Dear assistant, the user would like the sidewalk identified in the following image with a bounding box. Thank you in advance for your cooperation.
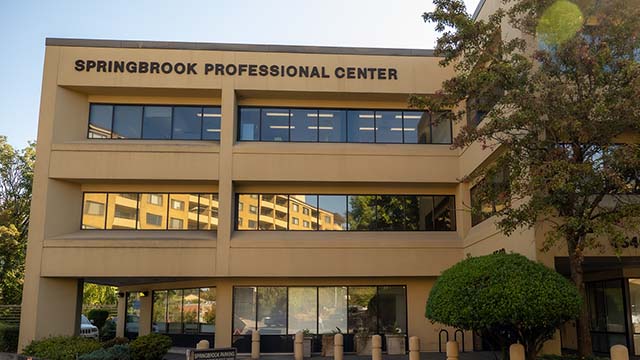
[163,349,501,360]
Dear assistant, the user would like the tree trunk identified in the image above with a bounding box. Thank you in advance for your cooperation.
[569,244,593,357]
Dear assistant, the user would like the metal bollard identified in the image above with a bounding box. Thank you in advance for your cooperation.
[446,341,459,360]
[611,345,629,360]
[510,344,524,360]
[372,335,382,360]
[196,340,210,349]
[334,333,344,360]
[251,330,260,360]
[409,336,420,360]
[294,331,304,360]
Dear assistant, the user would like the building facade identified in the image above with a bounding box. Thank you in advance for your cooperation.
[18,0,640,355]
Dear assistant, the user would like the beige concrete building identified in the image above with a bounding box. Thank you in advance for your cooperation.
[18,0,640,355]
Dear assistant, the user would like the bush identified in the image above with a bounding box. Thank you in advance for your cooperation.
[101,336,129,349]
[23,336,102,360]
[426,253,582,360]
[78,344,131,360]
[100,319,116,341]
[87,309,110,330]
[0,323,19,352]
[129,333,172,360]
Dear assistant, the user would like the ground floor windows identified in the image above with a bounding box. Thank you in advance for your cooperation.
[152,288,216,335]
[125,292,140,340]
[236,194,456,232]
[81,192,218,230]
[587,280,627,353]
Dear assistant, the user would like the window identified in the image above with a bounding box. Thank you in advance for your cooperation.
[153,287,216,335]
[288,287,317,334]
[471,167,509,226]
[88,104,113,138]
[236,107,451,144]
[170,218,184,229]
[238,202,244,211]
[84,192,215,230]
[148,194,163,206]
[146,213,163,227]
[142,106,172,139]
[249,205,257,214]
[261,108,290,141]
[171,199,184,211]
[112,105,143,139]
[236,194,456,231]
[257,287,287,335]
[88,104,221,140]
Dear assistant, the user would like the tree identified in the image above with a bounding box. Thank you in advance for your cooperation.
[82,283,118,307]
[0,136,35,304]
[414,0,640,356]
[426,253,582,360]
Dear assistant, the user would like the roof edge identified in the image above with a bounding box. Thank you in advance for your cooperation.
[45,38,437,57]
[472,0,487,20]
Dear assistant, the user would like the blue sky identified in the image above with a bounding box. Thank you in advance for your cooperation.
[0,0,480,149]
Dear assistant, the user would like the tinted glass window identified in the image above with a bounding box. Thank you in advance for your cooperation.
[405,196,434,231]
[199,194,219,230]
[89,104,113,138]
[402,112,428,144]
[347,195,376,230]
[290,109,318,142]
[431,113,452,144]
[199,288,216,333]
[237,194,258,230]
[112,106,143,139]
[152,291,168,333]
[375,195,405,230]
[261,108,290,141]
[288,287,317,334]
[319,110,347,142]
[172,106,202,140]
[142,106,172,139]
[257,287,287,335]
[378,286,407,334]
[233,287,257,335]
[106,193,138,229]
[347,111,375,143]
[239,108,260,141]
[433,196,456,231]
[167,289,182,333]
[376,111,403,143]
[289,195,318,230]
[318,286,347,334]
[348,286,377,334]
[82,193,106,229]
[139,193,168,229]
[318,195,347,231]
[202,107,221,140]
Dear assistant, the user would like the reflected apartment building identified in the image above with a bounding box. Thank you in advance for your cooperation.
[19,0,640,355]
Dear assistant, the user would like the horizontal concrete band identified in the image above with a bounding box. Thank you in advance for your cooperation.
[45,38,437,57]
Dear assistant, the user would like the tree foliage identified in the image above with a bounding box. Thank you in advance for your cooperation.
[426,253,581,360]
[0,136,35,304]
[83,283,118,306]
[415,0,640,355]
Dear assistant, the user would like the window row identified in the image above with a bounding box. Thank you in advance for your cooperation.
[237,194,456,232]
[81,193,218,230]
[152,288,216,335]
[232,285,406,336]
[88,104,221,140]
[238,107,452,144]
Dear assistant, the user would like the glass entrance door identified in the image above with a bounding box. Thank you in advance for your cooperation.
[587,280,627,353]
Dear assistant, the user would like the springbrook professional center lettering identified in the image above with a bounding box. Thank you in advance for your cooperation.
[74,59,398,80]
[19,0,640,355]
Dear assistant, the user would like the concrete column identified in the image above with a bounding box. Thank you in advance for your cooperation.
[446,341,459,360]
[18,277,83,350]
[611,345,629,360]
[334,333,343,360]
[251,330,260,360]
[409,336,420,360]
[294,331,304,360]
[214,279,233,348]
[116,292,126,338]
[372,335,382,360]
[510,344,525,360]
[138,292,152,336]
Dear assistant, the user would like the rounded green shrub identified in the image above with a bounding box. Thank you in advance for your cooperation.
[78,344,131,360]
[22,336,102,360]
[0,323,19,352]
[129,333,172,360]
[100,319,116,341]
[426,253,581,360]
[87,309,110,330]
